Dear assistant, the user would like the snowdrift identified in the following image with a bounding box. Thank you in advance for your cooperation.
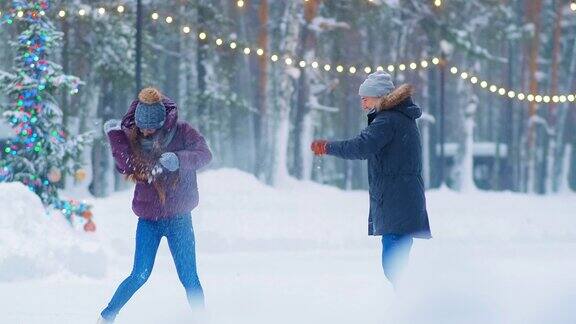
[1,169,576,323]
[0,182,106,281]
[1,168,576,281]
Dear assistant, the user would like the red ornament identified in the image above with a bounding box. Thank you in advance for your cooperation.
[84,220,96,232]
[81,210,93,220]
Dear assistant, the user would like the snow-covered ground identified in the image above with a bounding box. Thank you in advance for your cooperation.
[1,169,575,323]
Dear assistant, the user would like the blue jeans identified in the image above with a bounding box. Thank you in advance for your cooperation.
[382,234,413,287]
[101,213,203,321]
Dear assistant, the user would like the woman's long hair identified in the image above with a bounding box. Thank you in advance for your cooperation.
[126,126,179,205]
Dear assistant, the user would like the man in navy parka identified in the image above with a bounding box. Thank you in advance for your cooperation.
[311,71,432,288]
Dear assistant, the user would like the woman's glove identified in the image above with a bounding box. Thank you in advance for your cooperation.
[103,119,122,134]
[159,152,180,172]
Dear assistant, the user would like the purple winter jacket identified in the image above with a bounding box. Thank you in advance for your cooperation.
[107,97,212,220]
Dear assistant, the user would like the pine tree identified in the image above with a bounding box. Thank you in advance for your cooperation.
[0,0,95,231]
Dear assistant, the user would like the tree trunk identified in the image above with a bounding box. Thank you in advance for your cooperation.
[294,0,321,180]
[544,0,562,194]
[254,0,269,180]
[526,0,543,193]
[89,79,114,198]
[177,2,191,121]
[196,5,208,136]
[459,90,478,192]
[553,11,575,192]
[558,145,573,193]
[271,1,302,186]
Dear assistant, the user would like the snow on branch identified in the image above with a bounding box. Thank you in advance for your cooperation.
[528,115,555,136]
[0,70,15,87]
[310,102,339,113]
[442,28,507,63]
[309,17,350,33]
[146,41,182,58]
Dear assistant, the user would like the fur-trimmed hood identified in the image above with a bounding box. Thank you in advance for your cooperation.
[377,84,422,120]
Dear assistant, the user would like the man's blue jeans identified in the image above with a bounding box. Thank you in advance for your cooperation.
[101,213,203,321]
[382,234,413,287]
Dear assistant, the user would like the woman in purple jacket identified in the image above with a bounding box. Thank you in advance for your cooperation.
[98,88,212,324]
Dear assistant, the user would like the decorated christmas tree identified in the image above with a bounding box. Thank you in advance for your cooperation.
[0,0,95,231]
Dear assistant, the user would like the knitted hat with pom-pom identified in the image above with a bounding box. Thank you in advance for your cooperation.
[135,87,166,130]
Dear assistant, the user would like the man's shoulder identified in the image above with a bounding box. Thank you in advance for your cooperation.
[372,110,399,123]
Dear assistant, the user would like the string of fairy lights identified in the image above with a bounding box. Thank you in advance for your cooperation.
[2,1,576,106]
[237,0,445,8]
[236,0,576,10]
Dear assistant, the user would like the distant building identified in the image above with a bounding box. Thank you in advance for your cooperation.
[436,142,509,190]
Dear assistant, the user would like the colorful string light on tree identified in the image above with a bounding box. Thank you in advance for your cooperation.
[0,0,95,231]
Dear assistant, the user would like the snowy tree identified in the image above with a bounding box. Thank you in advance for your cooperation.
[0,0,94,230]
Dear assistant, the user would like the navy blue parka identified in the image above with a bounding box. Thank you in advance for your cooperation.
[327,85,432,238]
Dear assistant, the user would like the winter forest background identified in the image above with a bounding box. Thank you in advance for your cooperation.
[1,0,575,198]
[1,1,576,322]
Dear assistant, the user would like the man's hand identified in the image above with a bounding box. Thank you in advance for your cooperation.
[311,140,328,156]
